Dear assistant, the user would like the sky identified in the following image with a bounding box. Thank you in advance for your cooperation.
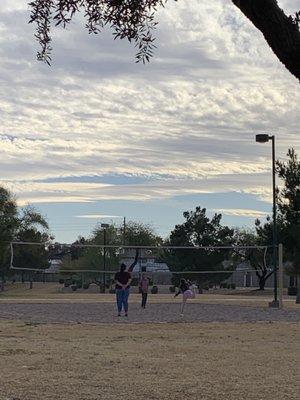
[0,0,299,243]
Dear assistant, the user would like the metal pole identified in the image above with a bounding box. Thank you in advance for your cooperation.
[278,243,283,309]
[272,136,278,305]
[103,229,106,293]
[269,135,279,308]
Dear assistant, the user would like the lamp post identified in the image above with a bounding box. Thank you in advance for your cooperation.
[255,134,279,308]
[101,223,109,293]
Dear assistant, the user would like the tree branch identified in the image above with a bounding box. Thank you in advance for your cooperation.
[232,0,300,81]
[265,269,274,280]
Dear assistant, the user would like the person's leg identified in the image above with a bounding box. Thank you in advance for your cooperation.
[123,288,130,315]
[191,285,196,299]
[143,292,148,308]
[181,293,188,315]
[116,289,123,315]
[141,292,147,308]
[141,291,144,308]
[181,298,187,314]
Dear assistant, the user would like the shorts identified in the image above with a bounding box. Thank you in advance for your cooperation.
[183,289,194,300]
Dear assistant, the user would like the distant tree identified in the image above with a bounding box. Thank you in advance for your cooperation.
[123,221,162,246]
[0,188,18,284]
[13,206,51,271]
[28,0,300,81]
[233,228,274,290]
[0,188,51,288]
[164,206,234,287]
[61,220,162,273]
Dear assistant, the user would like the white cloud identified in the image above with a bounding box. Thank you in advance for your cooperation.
[76,214,122,219]
[0,0,299,210]
[213,208,269,218]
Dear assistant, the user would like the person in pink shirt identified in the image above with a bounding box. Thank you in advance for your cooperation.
[139,273,150,309]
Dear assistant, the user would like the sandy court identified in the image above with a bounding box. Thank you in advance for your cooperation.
[0,283,299,324]
[0,320,299,400]
[0,300,299,324]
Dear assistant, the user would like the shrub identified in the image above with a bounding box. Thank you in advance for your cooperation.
[230,283,236,289]
[109,288,116,294]
[58,278,65,284]
[221,282,229,289]
[169,286,176,293]
[71,285,77,291]
[64,279,71,288]
[151,285,158,294]
[209,283,214,289]
[76,281,82,289]
[83,283,90,290]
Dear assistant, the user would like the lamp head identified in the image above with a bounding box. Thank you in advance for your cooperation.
[256,134,270,143]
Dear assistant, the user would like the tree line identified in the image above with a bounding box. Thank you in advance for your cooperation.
[0,148,299,292]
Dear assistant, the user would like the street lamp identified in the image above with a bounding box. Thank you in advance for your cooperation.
[255,134,279,308]
[101,223,109,293]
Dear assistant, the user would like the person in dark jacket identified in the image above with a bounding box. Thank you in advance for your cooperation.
[114,263,132,317]
[114,249,140,317]
[174,278,196,316]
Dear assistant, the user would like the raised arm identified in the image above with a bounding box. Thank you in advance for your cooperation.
[128,249,139,272]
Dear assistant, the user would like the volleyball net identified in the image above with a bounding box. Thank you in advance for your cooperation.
[7,241,277,291]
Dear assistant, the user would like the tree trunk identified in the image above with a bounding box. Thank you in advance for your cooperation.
[258,277,266,290]
[232,0,300,81]
[0,271,5,292]
[296,275,300,304]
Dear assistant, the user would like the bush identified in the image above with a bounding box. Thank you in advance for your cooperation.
[59,278,65,284]
[71,285,77,291]
[76,281,82,289]
[83,283,90,290]
[64,279,71,288]
[288,286,297,296]
[230,283,236,289]
[109,288,116,294]
[209,283,214,289]
[221,282,229,289]
[169,286,176,293]
[151,285,158,294]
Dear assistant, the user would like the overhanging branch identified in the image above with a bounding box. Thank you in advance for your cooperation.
[232,0,300,81]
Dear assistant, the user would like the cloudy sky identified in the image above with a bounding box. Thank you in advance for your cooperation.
[0,0,299,243]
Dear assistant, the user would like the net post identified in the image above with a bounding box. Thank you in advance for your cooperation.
[278,243,284,309]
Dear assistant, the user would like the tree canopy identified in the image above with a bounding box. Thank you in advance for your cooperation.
[60,220,162,272]
[0,187,51,280]
[163,206,235,286]
[29,0,300,80]
[256,148,300,278]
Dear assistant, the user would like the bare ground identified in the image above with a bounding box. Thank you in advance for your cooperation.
[0,320,299,400]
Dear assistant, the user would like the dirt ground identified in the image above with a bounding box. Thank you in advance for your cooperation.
[0,283,299,399]
[0,320,299,400]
